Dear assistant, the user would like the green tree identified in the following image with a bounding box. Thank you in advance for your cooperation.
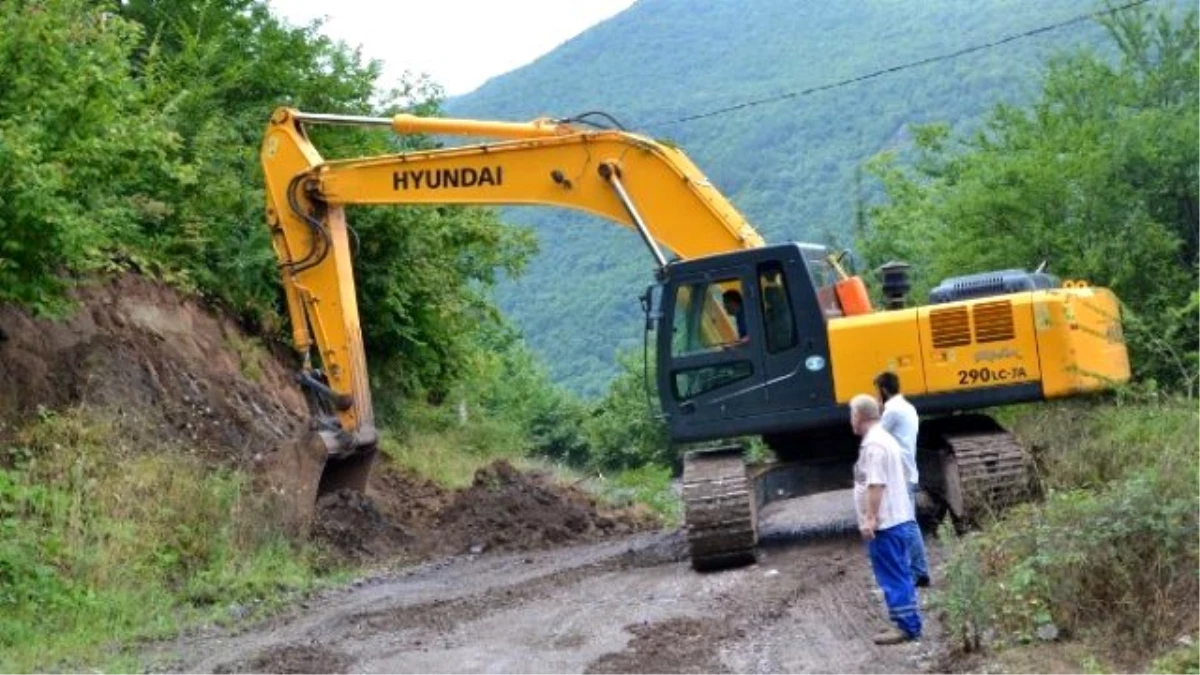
[584,351,670,471]
[861,5,1198,388]
[0,0,536,402]
[0,0,179,311]
[119,0,538,400]
[460,322,591,465]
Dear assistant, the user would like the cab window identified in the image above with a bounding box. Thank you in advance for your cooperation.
[673,362,754,400]
[758,262,797,353]
[671,278,748,356]
[801,246,844,318]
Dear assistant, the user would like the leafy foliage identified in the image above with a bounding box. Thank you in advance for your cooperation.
[937,400,1199,668]
[582,351,670,471]
[861,5,1198,389]
[0,0,179,312]
[0,0,534,402]
[460,323,592,465]
[119,0,538,402]
[589,464,682,526]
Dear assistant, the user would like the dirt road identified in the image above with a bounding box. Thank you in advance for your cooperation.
[155,492,946,674]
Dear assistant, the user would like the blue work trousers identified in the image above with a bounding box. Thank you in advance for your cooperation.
[868,521,922,639]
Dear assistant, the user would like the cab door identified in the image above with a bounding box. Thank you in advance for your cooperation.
[754,256,836,415]
[658,265,767,436]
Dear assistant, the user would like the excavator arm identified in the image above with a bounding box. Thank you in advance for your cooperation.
[260,107,764,489]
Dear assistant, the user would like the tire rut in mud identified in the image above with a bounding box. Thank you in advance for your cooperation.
[212,644,353,674]
[585,617,736,674]
[337,555,628,638]
[335,530,687,642]
[580,552,846,673]
[313,460,659,567]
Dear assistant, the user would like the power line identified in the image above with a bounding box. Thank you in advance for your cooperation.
[644,0,1156,129]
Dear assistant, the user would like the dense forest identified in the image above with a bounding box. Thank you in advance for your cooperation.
[448,0,1194,395]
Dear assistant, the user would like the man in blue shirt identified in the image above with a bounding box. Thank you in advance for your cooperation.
[875,371,931,588]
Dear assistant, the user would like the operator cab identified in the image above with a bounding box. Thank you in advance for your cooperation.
[655,243,860,443]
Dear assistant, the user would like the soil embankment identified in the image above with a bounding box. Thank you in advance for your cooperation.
[0,274,306,460]
[0,273,656,565]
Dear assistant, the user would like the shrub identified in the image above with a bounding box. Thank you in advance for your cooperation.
[937,400,1199,668]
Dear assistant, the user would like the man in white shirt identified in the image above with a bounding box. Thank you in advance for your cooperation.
[850,393,922,644]
[875,371,931,588]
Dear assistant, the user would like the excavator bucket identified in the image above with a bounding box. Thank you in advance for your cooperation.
[256,429,378,534]
[318,445,378,495]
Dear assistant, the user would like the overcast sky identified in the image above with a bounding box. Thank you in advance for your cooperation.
[269,0,638,96]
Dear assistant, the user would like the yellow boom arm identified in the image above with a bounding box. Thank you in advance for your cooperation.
[260,107,764,452]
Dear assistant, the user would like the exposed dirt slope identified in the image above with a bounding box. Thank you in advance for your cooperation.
[0,274,306,462]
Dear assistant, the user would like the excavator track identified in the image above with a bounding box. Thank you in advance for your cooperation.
[940,428,1034,522]
[682,449,757,571]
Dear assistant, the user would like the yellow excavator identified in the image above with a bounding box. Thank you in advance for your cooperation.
[261,107,1130,569]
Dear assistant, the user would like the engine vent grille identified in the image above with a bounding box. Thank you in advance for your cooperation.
[930,306,971,348]
[973,300,1015,343]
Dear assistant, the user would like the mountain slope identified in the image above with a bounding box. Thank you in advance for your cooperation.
[446,0,1131,395]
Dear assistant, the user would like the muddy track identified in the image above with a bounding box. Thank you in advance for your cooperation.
[152,493,947,674]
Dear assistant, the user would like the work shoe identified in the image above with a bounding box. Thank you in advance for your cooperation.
[872,627,914,645]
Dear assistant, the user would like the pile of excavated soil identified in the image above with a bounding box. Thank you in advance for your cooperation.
[312,488,413,563]
[436,461,655,555]
[311,463,447,564]
[313,460,659,564]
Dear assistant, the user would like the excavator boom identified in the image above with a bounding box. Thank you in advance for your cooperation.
[261,107,765,489]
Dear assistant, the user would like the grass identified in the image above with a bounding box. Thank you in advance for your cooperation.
[935,397,1199,671]
[225,333,267,383]
[0,408,330,673]
[1150,641,1200,674]
[377,401,529,489]
[1006,395,1199,494]
[588,464,682,526]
